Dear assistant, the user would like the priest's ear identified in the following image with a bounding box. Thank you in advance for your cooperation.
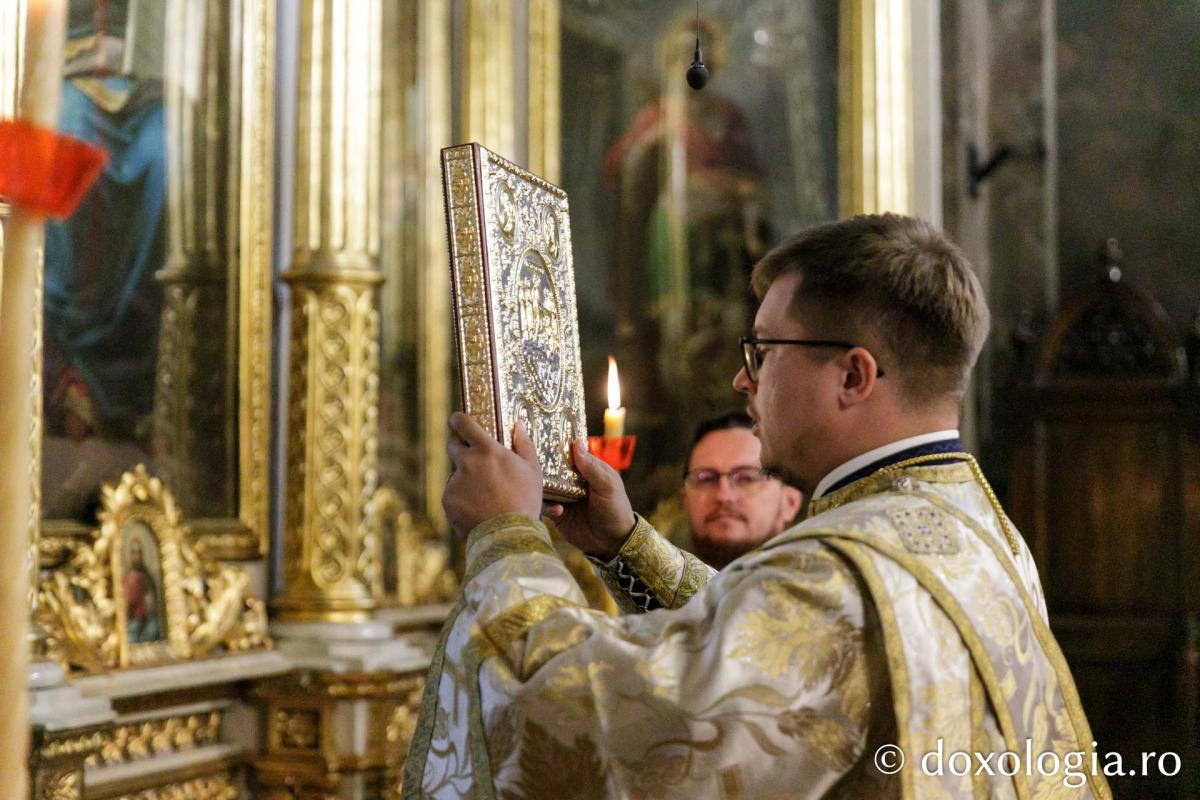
[837,347,883,408]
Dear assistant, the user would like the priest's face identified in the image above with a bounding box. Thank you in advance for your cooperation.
[682,427,803,567]
[733,272,843,494]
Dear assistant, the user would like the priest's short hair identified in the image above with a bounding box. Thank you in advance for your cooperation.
[750,213,989,405]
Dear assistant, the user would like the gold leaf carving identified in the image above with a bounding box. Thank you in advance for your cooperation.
[278,277,382,616]
[36,466,270,673]
[276,708,321,750]
[112,771,238,800]
[88,711,222,767]
[42,769,80,800]
[368,488,456,606]
[40,731,104,760]
[386,676,425,760]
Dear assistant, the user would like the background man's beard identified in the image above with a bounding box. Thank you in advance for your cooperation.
[692,535,765,570]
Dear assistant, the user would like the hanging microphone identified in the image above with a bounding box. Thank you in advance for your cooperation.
[686,40,709,90]
[686,1,708,90]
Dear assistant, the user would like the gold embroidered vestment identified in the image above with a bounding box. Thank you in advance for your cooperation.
[404,462,1110,799]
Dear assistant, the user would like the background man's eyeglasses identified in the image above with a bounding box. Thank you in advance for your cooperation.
[739,336,885,382]
[684,467,770,492]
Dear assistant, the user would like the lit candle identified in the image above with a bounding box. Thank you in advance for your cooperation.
[603,356,626,439]
[0,1,66,794]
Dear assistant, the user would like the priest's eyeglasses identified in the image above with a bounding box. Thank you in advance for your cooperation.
[684,467,770,492]
[739,336,885,382]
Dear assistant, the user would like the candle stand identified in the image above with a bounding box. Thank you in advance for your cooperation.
[587,435,637,472]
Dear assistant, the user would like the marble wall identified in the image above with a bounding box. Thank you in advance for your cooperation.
[1057,0,1200,330]
[943,0,1200,486]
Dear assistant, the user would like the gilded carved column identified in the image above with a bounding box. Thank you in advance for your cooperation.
[274,0,384,621]
[154,0,234,519]
[462,0,516,157]
[527,0,560,184]
[838,0,914,216]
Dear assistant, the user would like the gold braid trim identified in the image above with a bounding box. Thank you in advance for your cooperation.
[970,667,991,799]
[478,594,578,662]
[405,517,571,800]
[402,597,466,799]
[614,515,706,609]
[464,516,557,586]
[809,454,1019,555]
[913,489,1110,798]
[831,543,918,800]
[825,528,1109,799]
[808,463,973,516]
[819,534,1034,800]
[465,513,551,558]
[463,637,499,800]
[674,553,712,607]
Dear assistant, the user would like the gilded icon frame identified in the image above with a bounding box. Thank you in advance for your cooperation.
[28,0,275,562]
[36,465,270,674]
[109,485,191,668]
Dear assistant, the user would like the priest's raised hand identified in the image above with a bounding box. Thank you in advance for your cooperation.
[441,412,543,536]
[441,411,638,557]
[541,440,636,560]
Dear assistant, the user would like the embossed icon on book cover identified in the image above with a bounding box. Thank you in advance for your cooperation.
[442,143,588,501]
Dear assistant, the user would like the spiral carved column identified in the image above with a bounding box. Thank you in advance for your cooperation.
[273,0,384,622]
[153,0,234,521]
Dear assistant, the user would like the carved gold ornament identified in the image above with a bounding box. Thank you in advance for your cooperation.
[111,772,238,800]
[36,465,269,673]
[88,711,223,768]
[276,708,321,750]
[42,769,81,800]
[368,487,456,607]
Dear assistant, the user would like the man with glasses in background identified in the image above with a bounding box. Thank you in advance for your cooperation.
[679,411,802,568]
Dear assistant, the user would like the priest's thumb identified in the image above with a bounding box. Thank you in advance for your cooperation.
[571,441,615,486]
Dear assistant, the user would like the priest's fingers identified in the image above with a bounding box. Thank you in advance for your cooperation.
[441,470,466,536]
[567,440,635,557]
[448,412,499,451]
[446,434,469,468]
[541,501,565,519]
[511,421,538,466]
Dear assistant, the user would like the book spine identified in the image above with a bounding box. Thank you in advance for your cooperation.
[442,144,502,440]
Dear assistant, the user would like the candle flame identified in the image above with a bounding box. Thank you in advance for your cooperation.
[607,356,621,410]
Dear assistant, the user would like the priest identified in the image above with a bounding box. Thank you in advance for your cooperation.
[404,214,1110,799]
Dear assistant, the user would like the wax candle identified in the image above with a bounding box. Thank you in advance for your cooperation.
[0,2,66,795]
[18,0,67,128]
[603,356,626,439]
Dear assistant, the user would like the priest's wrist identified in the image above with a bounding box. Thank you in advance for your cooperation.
[588,514,638,562]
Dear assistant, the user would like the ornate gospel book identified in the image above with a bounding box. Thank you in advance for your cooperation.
[441,143,587,501]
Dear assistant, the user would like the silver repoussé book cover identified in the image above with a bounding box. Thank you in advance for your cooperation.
[441,142,587,501]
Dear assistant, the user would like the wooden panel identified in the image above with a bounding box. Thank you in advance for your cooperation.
[1007,274,1197,796]
[1038,417,1180,612]
[1183,418,1200,612]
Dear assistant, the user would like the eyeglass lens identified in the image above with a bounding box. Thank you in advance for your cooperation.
[687,468,766,490]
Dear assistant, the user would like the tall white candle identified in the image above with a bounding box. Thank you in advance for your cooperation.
[0,1,67,795]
